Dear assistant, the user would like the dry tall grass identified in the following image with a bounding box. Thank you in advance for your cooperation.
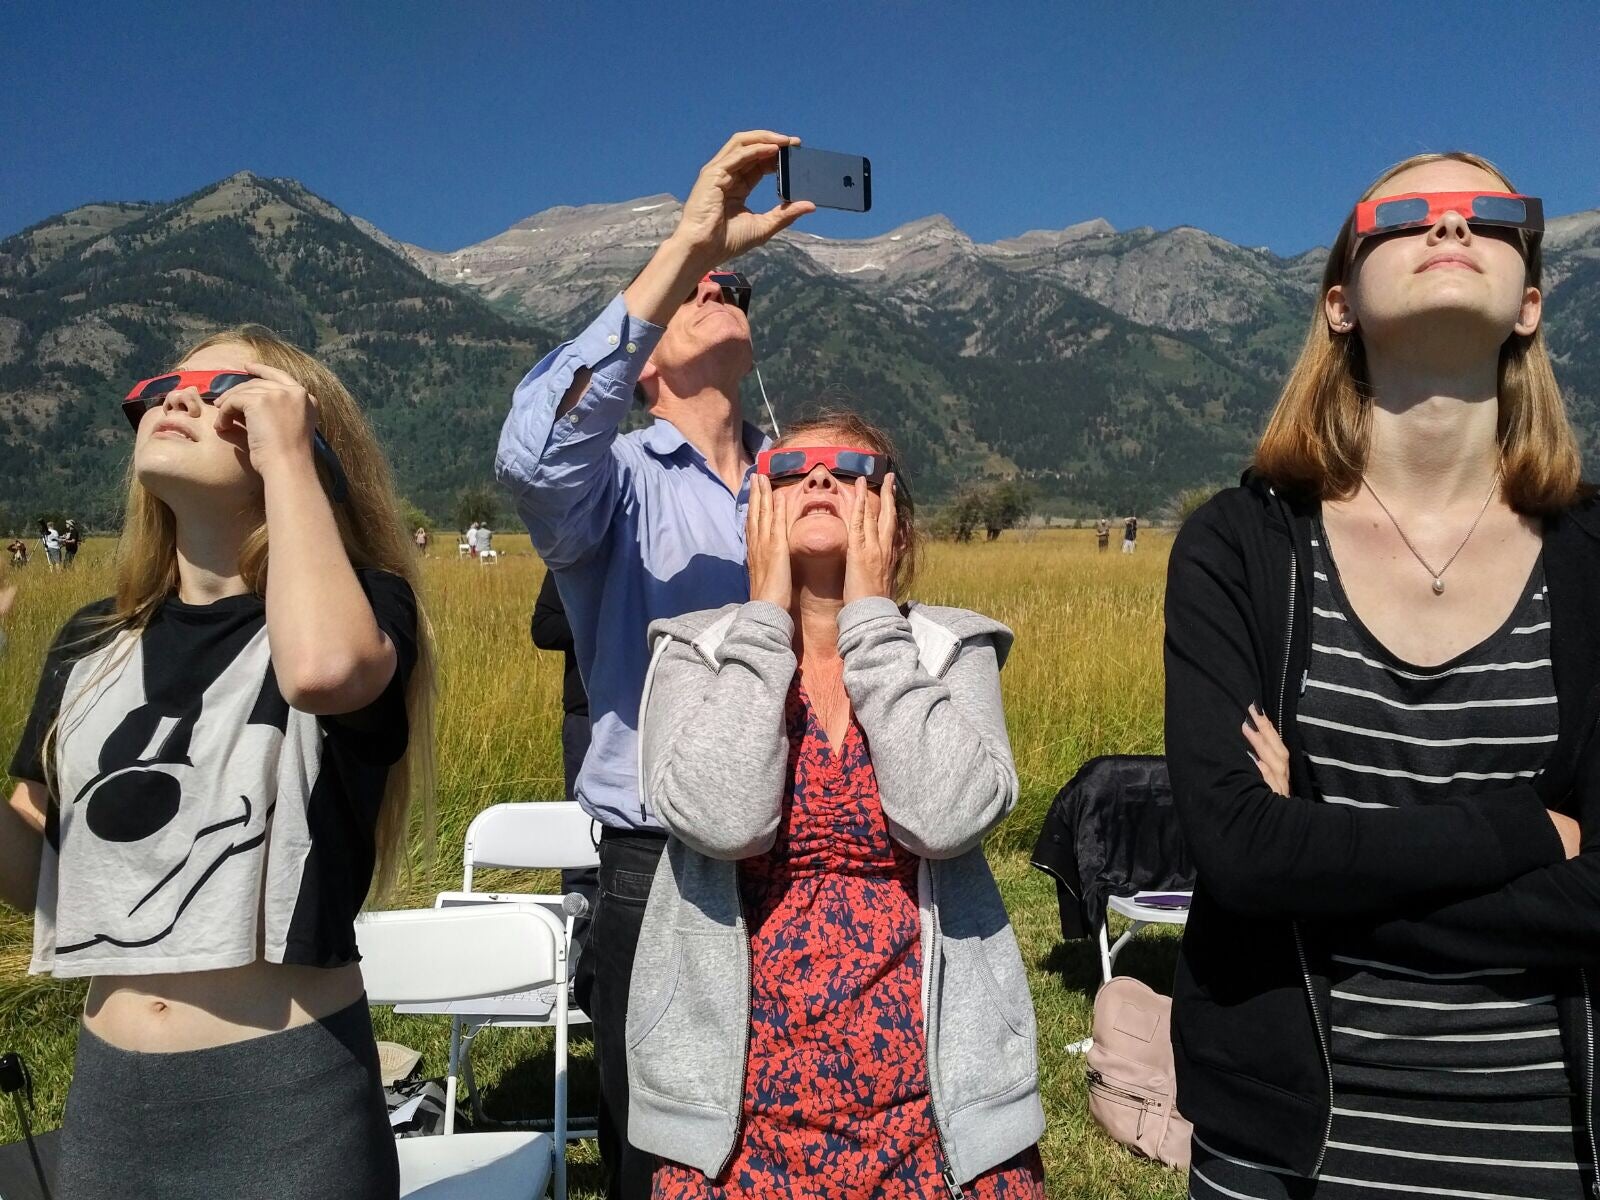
[0,530,1180,1199]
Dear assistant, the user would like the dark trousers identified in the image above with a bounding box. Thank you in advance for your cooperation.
[559,712,597,960]
[572,827,666,1200]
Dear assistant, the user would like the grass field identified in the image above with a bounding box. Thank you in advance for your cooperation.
[0,531,1185,1199]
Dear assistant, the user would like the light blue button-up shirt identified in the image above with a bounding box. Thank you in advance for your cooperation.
[496,294,770,831]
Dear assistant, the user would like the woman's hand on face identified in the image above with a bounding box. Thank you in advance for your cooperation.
[746,474,793,607]
[1243,703,1291,795]
[843,474,897,606]
[212,360,318,478]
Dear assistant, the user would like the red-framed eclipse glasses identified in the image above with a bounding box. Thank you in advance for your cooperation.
[1352,191,1544,252]
[121,368,350,503]
[757,446,892,488]
[688,270,752,312]
[123,369,257,427]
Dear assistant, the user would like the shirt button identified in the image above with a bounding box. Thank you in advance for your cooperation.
[626,342,637,354]
[607,334,619,346]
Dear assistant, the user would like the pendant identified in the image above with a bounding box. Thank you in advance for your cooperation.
[1432,577,1445,595]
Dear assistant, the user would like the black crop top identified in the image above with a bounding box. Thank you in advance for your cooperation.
[10,570,417,978]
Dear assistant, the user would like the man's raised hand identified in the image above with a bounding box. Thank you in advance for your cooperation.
[625,133,816,328]
[673,131,817,264]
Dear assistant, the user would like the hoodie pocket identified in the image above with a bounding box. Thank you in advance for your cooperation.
[936,929,1037,1107]
[974,923,1034,1040]
[626,929,746,1110]
[628,939,682,1048]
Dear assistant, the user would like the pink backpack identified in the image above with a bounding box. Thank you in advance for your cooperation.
[1085,976,1192,1170]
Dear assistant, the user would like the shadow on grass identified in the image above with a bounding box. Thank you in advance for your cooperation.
[467,1027,602,1121]
[465,1027,608,1196]
[1040,926,1182,1001]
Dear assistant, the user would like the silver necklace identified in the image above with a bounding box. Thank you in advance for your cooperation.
[1360,471,1500,595]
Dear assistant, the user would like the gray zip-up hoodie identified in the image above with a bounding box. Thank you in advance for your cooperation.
[625,595,1046,1188]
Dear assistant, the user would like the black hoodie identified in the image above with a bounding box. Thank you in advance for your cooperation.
[1164,470,1600,1175]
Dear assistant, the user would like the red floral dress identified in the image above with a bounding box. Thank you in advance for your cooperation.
[654,683,1045,1200]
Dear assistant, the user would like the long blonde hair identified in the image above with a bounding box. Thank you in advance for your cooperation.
[106,324,436,898]
[1254,151,1583,514]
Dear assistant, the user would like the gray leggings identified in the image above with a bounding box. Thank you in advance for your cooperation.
[57,999,398,1200]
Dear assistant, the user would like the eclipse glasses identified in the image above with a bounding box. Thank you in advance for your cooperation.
[123,369,351,503]
[689,270,752,313]
[1351,190,1543,258]
[756,446,893,489]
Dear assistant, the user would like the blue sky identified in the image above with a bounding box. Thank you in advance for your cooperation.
[3,1,1596,256]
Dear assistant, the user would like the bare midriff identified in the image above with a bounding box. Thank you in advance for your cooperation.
[83,959,365,1053]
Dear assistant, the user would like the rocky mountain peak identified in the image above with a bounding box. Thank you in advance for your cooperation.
[783,213,976,278]
[1549,209,1600,249]
[989,217,1117,256]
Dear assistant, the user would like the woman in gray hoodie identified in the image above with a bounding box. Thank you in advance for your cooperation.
[627,411,1045,1199]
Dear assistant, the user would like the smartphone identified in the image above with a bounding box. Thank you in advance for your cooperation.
[777,145,872,212]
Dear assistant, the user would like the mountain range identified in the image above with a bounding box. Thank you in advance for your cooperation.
[2,173,1596,525]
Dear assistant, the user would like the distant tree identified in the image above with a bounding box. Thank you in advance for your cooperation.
[397,496,433,533]
[1171,485,1216,526]
[452,484,499,532]
[980,480,1034,541]
[947,486,988,542]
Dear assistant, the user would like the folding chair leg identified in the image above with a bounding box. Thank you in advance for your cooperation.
[1104,920,1149,984]
[460,1022,488,1127]
[554,962,570,1200]
[445,1017,461,1135]
[1098,922,1114,987]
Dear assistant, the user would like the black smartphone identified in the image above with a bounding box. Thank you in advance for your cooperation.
[777,145,871,212]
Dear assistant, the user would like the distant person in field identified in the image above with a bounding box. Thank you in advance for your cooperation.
[7,537,27,567]
[531,569,597,961]
[475,522,494,559]
[61,519,81,568]
[630,410,1045,1197]
[1121,514,1138,553]
[496,130,815,1200]
[1095,516,1110,551]
[414,525,429,554]
[0,327,434,1200]
[466,519,480,557]
[1169,153,1600,1200]
[41,520,61,571]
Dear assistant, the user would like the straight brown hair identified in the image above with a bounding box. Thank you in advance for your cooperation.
[1254,152,1583,515]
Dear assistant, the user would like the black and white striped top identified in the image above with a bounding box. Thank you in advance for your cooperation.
[1189,530,1589,1199]
[1300,531,1577,1099]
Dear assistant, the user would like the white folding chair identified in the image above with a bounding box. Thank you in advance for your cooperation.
[457,541,471,558]
[431,803,599,1140]
[1098,891,1192,986]
[357,906,565,1200]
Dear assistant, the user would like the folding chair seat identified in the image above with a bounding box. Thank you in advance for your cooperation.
[402,802,600,1142]
[357,906,565,1200]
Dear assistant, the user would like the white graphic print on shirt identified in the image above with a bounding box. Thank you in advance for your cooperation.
[33,623,321,976]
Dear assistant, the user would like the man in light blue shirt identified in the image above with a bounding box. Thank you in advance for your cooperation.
[496,130,814,1200]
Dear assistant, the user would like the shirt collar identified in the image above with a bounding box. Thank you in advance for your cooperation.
[642,418,773,464]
